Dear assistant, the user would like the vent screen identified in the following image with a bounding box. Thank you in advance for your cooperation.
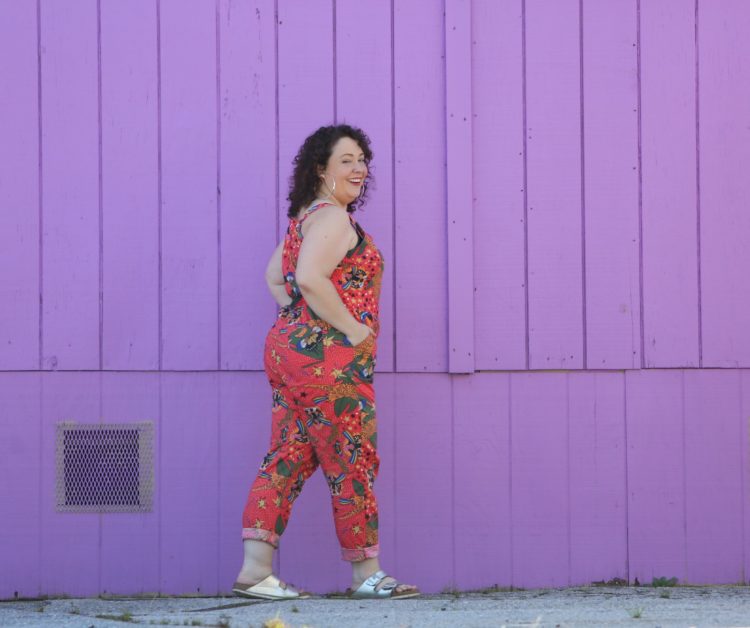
[55,422,154,513]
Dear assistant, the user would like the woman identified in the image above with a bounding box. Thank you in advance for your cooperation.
[232,124,420,600]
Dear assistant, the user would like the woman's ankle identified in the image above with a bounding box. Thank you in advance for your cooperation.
[351,557,380,581]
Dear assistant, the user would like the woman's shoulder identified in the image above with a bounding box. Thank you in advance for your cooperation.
[296,201,352,226]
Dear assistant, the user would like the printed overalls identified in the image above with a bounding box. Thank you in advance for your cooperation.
[241,202,385,561]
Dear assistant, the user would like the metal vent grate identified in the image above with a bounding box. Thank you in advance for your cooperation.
[55,422,154,513]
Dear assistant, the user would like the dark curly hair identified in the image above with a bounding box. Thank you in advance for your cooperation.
[286,124,374,219]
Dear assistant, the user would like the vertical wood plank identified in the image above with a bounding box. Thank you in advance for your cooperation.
[101,0,159,370]
[275,0,337,581]
[445,0,475,373]
[393,0,447,372]
[568,372,628,584]
[219,0,277,371]
[336,0,395,373]
[511,372,569,587]
[40,373,101,596]
[40,0,100,370]
[0,374,41,598]
[453,373,512,589]
[160,0,218,370]
[582,0,641,369]
[698,2,750,367]
[525,0,583,369]
[276,0,334,235]
[472,0,526,371]
[0,1,39,370]
[100,373,160,595]
[640,1,699,367]
[626,370,686,583]
[684,370,743,583]
[394,374,453,592]
[160,373,219,594]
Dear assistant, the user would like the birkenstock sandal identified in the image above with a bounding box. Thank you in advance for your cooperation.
[232,574,311,600]
[346,570,420,599]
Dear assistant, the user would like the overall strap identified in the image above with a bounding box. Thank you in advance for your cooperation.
[297,201,336,226]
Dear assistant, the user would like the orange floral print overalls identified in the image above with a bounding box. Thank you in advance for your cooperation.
[241,201,384,561]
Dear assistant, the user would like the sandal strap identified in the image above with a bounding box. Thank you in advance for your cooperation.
[354,570,399,596]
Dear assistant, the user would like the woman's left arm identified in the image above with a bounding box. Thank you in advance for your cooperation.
[265,240,293,307]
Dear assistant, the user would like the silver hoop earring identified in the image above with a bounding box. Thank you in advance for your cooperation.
[321,174,336,199]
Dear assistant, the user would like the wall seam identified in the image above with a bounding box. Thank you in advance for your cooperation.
[636,0,645,369]
[566,373,572,585]
[37,0,43,371]
[740,371,747,583]
[215,0,222,372]
[390,0,397,374]
[332,0,337,122]
[521,0,530,371]
[508,373,514,587]
[156,0,163,372]
[623,372,631,583]
[681,371,689,582]
[579,0,587,370]
[155,0,163,592]
[97,0,104,373]
[215,0,222,593]
[694,0,703,368]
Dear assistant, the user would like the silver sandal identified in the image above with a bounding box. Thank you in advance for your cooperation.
[348,570,420,599]
[232,574,311,600]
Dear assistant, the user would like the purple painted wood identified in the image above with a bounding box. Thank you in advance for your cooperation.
[274,0,337,583]
[394,375,453,593]
[472,0,526,371]
[568,373,627,584]
[582,0,641,370]
[276,0,334,238]
[40,0,100,370]
[698,3,750,368]
[218,373,281,593]
[684,370,743,583]
[511,372,569,588]
[0,1,39,371]
[101,0,159,370]
[100,373,160,595]
[159,373,219,594]
[640,1,699,368]
[525,0,583,370]
[0,374,41,599]
[453,373,512,589]
[218,0,277,371]
[336,0,396,373]
[626,370,687,583]
[40,373,100,596]
[445,0,475,374]
[160,0,218,370]
[393,0,447,372]
[742,370,750,583]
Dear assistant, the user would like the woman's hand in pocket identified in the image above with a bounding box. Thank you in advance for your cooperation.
[345,323,373,347]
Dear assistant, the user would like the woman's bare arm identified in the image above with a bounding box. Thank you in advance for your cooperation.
[295,206,371,344]
[265,240,293,307]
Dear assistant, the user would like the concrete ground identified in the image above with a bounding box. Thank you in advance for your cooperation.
[1,585,750,627]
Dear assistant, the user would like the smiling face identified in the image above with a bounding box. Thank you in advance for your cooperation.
[317,136,369,208]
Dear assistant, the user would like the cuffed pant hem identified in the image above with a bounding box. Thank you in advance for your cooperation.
[341,543,380,562]
[242,527,280,549]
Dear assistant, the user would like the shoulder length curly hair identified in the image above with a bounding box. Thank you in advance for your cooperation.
[286,124,374,219]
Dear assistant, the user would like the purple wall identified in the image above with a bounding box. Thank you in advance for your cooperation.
[1,0,749,597]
